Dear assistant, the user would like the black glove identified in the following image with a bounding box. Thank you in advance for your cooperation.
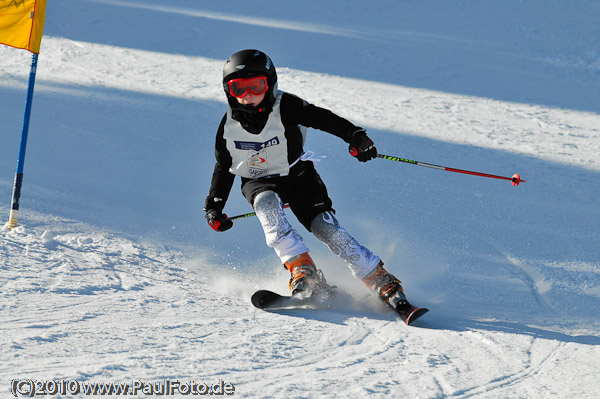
[348,129,377,162]
[206,210,233,232]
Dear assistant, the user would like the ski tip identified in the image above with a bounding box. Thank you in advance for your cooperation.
[251,290,281,309]
[404,307,429,326]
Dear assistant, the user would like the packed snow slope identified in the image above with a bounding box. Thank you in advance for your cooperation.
[2,1,599,398]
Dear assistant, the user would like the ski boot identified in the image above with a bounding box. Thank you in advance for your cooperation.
[362,261,428,325]
[284,252,334,300]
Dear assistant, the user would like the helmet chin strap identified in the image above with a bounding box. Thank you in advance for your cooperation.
[235,102,264,113]
[229,96,272,134]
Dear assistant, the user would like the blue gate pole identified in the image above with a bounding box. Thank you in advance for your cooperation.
[7,53,39,230]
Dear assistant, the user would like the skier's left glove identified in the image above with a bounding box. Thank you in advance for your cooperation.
[206,210,233,232]
[348,129,377,162]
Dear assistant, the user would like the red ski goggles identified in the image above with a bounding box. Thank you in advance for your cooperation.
[227,76,269,98]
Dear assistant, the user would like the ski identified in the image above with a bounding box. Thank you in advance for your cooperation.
[395,305,429,326]
[252,288,429,325]
[251,287,337,310]
[252,290,305,309]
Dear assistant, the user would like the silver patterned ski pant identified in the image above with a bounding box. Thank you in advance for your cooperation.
[253,190,380,278]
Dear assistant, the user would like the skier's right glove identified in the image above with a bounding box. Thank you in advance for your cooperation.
[205,210,233,232]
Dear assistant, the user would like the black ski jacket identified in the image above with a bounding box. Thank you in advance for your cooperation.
[204,92,363,213]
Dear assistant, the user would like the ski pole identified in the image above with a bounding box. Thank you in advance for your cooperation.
[375,153,526,186]
[233,150,525,221]
[228,204,290,221]
[349,147,524,185]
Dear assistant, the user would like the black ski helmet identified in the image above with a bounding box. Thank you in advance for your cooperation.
[222,49,277,105]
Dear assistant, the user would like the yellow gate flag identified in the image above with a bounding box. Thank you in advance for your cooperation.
[0,0,47,53]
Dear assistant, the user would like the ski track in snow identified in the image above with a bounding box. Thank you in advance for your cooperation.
[2,2,600,398]
[2,213,600,398]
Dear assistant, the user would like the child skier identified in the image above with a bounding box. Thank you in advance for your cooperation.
[204,49,422,320]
